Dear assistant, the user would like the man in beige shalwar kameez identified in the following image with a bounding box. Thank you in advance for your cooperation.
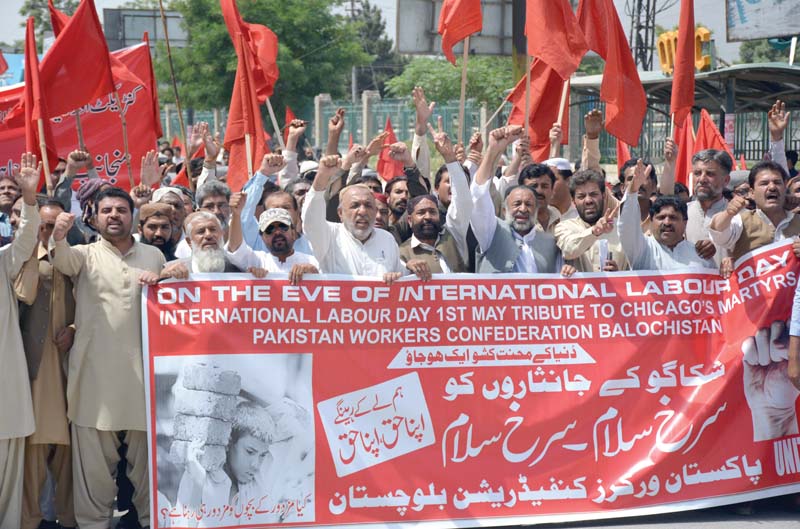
[15,198,76,529]
[0,153,41,529]
[51,186,165,529]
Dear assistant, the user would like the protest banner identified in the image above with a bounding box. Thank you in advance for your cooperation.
[143,240,800,528]
[0,41,159,190]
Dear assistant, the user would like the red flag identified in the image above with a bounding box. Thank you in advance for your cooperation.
[220,0,280,102]
[23,18,59,188]
[0,51,7,76]
[140,32,163,138]
[739,154,747,171]
[39,0,115,118]
[577,0,646,146]
[224,32,268,192]
[616,139,631,173]
[506,59,570,148]
[48,0,70,35]
[695,109,734,162]
[284,105,296,145]
[674,115,695,186]
[670,0,695,127]
[437,0,482,65]
[525,0,588,80]
[376,117,404,181]
[531,143,550,163]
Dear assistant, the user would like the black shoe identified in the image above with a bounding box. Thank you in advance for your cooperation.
[38,522,60,529]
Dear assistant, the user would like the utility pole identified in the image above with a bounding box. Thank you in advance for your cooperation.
[347,0,359,102]
[628,0,657,70]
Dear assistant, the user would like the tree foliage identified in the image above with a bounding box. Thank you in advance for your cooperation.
[18,0,79,42]
[159,0,370,116]
[738,39,788,64]
[350,0,407,97]
[385,56,513,106]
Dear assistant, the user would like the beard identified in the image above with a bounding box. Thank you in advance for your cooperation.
[343,217,373,241]
[144,235,175,256]
[412,219,442,240]
[505,211,534,234]
[191,246,226,273]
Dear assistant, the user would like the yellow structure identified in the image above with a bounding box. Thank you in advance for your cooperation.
[657,27,711,74]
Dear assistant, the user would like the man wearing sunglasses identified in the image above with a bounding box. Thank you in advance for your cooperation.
[226,191,319,283]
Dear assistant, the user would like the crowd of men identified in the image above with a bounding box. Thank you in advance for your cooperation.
[0,87,799,528]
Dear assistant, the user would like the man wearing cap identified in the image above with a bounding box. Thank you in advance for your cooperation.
[226,191,318,280]
[138,203,176,261]
[543,157,576,219]
[153,187,188,251]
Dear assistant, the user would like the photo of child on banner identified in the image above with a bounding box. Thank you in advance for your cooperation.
[152,353,314,527]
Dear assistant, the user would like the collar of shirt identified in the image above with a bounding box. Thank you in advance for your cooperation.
[410,234,441,251]
[756,208,794,230]
[511,227,536,245]
[99,236,138,258]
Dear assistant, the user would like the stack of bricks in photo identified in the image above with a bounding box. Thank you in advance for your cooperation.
[169,363,241,471]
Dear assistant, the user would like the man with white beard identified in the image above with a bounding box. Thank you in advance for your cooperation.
[160,211,265,278]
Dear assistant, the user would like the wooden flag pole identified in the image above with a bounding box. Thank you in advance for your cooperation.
[790,37,797,67]
[114,90,135,189]
[75,111,87,151]
[236,34,255,179]
[485,99,505,129]
[670,112,676,140]
[524,55,532,131]
[158,0,187,151]
[557,79,569,126]
[265,97,286,151]
[457,36,470,145]
[37,119,53,196]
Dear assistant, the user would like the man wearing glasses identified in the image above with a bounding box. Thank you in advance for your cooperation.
[226,192,319,282]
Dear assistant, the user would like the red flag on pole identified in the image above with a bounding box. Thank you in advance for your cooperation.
[437,0,482,65]
[48,0,70,35]
[220,0,280,102]
[670,0,695,128]
[577,0,646,146]
[695,109,734,162]
[674,115,695,186]
[616,138,631,173]
[39,0,116,118]
[506,58,570,148]
[0,51,7,76]
[23,18,58,188]
[376,117,404,181]
[284,105,296,145]
[224,31,268,192]
[141,32,163,138]
[525,0,588,80]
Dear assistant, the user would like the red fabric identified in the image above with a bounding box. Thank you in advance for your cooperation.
[531,143,550,163]
[506,58,570,147]
[437,0,482,65]
[739,154,747,171]
[39,0,115,118]
[674,115,695,187]
[0,41,160,191]
[171,144,205,189]
[220,0,280,102]
[348,133,353,151]
[670,0,695,127]
[23,18,58,188]
[695,109,734,162]
[224,33,268,192]
[525,0,588,80]
[616,138,631,173]
[48,0,70,36]
[284,105,296,145]
[140,32,163,138]
[577,0,646,146]
[0,51,7,77]
[376,117,404,181]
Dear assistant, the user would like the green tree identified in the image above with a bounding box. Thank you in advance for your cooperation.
[19,0,79,40]
[738,39,788,63]
[160,0,370,118]
[385,56,513,106]
[350,0,407,97]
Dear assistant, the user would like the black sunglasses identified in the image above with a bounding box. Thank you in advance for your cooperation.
[264,224,290,235]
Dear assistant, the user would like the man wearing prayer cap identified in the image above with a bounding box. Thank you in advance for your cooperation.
[138,202,177,261]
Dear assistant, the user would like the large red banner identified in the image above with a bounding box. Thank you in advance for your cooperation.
[143,241,800,528]
[0,42,159,190]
